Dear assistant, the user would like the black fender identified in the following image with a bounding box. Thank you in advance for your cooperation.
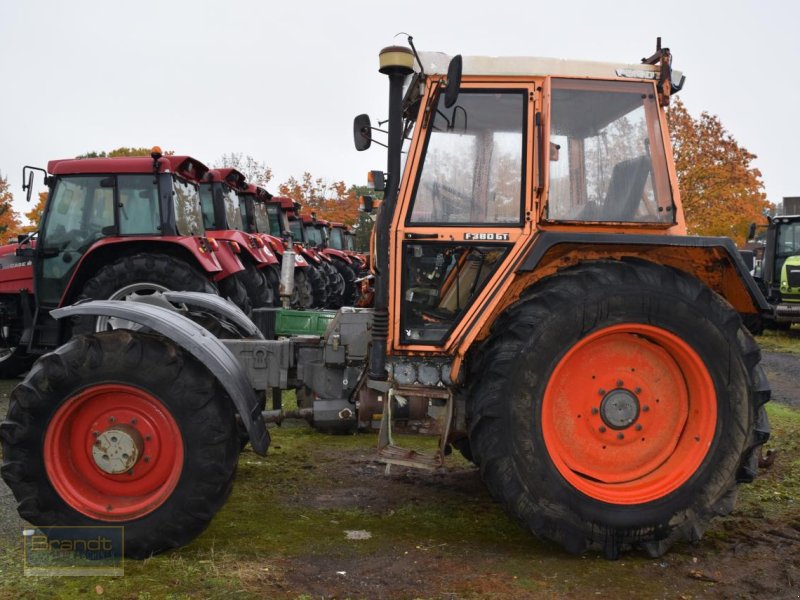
[516,231,771,314]
[162,291,264,339]
[51,300,270,455]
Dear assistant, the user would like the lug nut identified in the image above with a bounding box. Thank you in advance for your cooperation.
[642,405,650,412]
[598,388,606,396]
[616,380,624,387]
[617,433,624,440]
[591,407,599,415]
[634,387,642,394]
[108,416,116,423]
[599,426,606,433]
[635,424,643,431]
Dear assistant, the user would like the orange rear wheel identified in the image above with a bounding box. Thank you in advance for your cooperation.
[542,324,716,504]
[466,260,769,559]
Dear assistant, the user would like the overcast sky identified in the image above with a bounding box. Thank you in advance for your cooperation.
[1,0,798,221]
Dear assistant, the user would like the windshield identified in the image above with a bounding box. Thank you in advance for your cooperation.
[199,183,215,229]
[253,202,271,234]
[547,79,674,223]
[289,219,304,242]
[41,176,113,250]
[223,185,244,230]
[329,227,344,250]
[238,196,252,232]
[118,175,160,234]
[173,176,204,236]
[267,205,283,237]
[305,225,323,246]
[409,90,525,225]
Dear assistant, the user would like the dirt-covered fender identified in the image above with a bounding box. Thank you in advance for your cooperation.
[514,232,770,326]
[50,300,270,455]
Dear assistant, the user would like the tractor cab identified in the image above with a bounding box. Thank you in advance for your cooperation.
[36,152,211,309]
[199,168,246,232]
[757,215,800,322]
[355,46,690,349]
[237,184,274,236]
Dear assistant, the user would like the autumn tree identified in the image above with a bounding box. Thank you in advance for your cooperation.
[278,172,360,226]
[0,172,23,242]
[667,99,770,245]
[20,191,47,233]
[76,147,174,158]
[213,153,273,187]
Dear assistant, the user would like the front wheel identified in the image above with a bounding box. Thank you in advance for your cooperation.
[467,260,770,558]
[0,330,240,558]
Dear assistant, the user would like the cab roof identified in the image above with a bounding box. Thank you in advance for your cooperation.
[208,167,247,190]
[416,51,683,83]
[47,155,209,182]
[242,183,274,202]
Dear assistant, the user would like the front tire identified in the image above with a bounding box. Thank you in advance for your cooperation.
[468,260,770,559]
[0,330,240,558]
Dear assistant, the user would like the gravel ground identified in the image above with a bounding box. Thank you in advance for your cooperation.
[0,382,25,543]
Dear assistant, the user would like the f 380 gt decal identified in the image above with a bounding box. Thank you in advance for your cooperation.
[463,232,510,241]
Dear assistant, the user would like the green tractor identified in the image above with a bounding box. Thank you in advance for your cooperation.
[751,214,800,327]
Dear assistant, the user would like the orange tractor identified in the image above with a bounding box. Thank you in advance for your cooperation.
[1,39,771,560]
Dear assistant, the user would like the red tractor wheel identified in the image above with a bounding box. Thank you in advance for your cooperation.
[0,330,239,558]
[467,260,770,559]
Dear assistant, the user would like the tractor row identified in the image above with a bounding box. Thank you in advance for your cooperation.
[1,39,773,560]
[0,153,370,377]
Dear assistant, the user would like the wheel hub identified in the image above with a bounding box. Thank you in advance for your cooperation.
[600,389,640,430]
[91,424,144,474]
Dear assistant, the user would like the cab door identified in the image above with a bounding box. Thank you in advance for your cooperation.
[392,81,536,350]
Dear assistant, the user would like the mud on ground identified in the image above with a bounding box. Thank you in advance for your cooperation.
[1,350,799,599]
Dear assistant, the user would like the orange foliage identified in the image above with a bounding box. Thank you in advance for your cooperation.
[667,99,770,245]
[0,173,23,242]
[20,191,47,233]
[278,172,360,225]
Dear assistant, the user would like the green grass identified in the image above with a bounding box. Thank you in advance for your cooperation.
[2,402,800,599]
[757,326,800,354]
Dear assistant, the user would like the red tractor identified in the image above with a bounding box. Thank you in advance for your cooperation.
[235,186,316,309]
[199,168,281,308]
[305,215,361,307]
[286,205,340,308]
[0,150,248,377]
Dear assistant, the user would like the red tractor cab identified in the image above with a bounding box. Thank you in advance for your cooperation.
[200,169,280,308]
[236,188,317,309]
[303,215,358,307]
[290,211,342,307]
[0,151,246,376]
[328,221,372,307]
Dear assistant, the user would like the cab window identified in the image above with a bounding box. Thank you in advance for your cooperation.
[408,90,526,225]
[119,175,160,234]
[547,79,674,223]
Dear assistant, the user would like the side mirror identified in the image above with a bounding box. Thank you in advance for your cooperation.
[747,222,756,241]
[368,170,386,192]
[443,55,463,109]
[359,195,375,214]
[353,114,372,151]
[25,171,34,203]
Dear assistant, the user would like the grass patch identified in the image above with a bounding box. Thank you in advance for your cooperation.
[757,327,800,354]
[3,396,800,598]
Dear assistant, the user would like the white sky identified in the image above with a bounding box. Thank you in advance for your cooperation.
[1,0,798,221]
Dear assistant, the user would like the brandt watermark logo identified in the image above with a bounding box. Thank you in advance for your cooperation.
[23,526,124,576]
